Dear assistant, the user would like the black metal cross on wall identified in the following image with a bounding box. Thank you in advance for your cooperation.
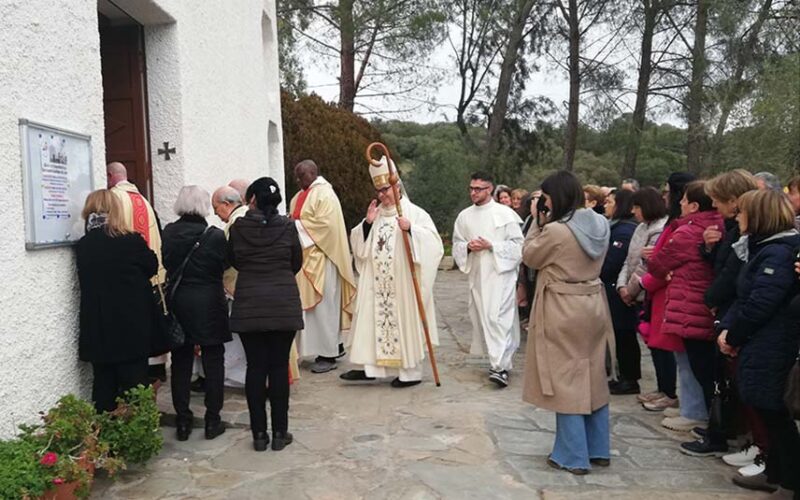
[157,142,176,160]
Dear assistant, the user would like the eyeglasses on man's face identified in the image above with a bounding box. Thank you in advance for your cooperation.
[375,186,392,195]
[469,185,491,193]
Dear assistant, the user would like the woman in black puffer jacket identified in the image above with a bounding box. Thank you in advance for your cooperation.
[162,185,231,442]
[718,189,800,496]
[228,177,303,452]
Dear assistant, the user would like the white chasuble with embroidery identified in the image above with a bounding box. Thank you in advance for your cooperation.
[346,198,444,372]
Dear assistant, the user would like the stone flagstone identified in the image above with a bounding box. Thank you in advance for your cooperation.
[91,270,752,499]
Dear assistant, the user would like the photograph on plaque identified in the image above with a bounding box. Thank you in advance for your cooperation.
[19,119,94,249]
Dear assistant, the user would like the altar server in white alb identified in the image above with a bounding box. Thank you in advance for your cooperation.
[453,171,523,388]
[340,157,443,388]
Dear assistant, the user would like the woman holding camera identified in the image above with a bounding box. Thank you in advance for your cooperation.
[522,170,613,475]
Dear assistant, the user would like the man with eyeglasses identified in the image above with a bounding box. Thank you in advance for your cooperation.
[453,171,524,387]
[289,160,357,374]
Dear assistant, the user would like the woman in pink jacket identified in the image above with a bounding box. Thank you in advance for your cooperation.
[647,181,723,431]
[636,173,696,412]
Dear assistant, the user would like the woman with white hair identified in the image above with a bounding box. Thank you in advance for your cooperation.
[162,185,231,441]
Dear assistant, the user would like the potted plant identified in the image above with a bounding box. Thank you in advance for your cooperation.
[0,385,162,500]
[16,395,108,499]
[0,439,52,499]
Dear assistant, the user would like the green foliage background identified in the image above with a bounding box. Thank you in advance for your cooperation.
[281,92,382,227]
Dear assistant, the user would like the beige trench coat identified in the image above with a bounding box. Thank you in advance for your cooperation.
[522,221,614,415]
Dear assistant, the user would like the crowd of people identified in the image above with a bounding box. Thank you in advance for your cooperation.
[502,169,800,496]
[76,159,799,497]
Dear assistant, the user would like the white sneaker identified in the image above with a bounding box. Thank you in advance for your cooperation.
[663,407,681,418]
[661,416,706,432]
[723,444,760,467]
[737,455,766,477]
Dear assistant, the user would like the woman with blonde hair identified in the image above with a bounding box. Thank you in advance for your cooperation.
[511,188,529,217]
[76,189,158,412]
[583,184,606,215]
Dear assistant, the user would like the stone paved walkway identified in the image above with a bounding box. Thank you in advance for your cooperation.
[92,269,766,499]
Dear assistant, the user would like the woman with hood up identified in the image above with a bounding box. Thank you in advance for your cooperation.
[522,170,613,475]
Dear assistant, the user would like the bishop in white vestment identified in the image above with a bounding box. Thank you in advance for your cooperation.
[341,158,443,387]
[453,172,523,387]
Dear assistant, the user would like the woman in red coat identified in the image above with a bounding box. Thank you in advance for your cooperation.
[647,181,724,429]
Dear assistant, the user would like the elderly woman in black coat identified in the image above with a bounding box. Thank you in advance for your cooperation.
[228,177,303,452]
[718,190,800,496]
[76,189,158,413]
[162,185,231,441]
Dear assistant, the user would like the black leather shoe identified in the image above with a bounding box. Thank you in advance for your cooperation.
[253,431,269,451]
[590,457,610,467]
[609,380,640,395]
[339,370,376,381]
[205,421,226,440]
[272,432,293,451]
[176,423,192,441]
[390,378,421,388]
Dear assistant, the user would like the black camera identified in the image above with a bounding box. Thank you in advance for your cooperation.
[536,195,549,214]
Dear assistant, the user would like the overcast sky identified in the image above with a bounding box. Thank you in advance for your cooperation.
[296,21,687,128]
[300,42,573,124]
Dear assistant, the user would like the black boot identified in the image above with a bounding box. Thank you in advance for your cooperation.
[609,379,640,395]
[205,420,226,440]
[272,432,293,451]
[253,431,269,452]
[176,422,192,441]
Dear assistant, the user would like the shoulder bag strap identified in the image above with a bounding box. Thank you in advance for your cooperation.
[169,226,212,302]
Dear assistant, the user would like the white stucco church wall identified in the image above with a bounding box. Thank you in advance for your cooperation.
[0,0,284,438]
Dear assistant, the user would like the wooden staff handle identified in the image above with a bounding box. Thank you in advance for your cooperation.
[365,142,441,386]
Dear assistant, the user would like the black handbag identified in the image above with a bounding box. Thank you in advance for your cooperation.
[150,227,211,356]
[708,345,739,437]
[708,378,733,435]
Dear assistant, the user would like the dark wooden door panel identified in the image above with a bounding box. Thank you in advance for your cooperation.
[100,25,151,200]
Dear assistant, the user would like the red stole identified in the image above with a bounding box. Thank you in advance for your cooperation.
[292,188,312,219]
[128,192,151,246]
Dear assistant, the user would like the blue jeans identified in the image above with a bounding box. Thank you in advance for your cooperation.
[675,351,708,422]
[551,404,610,470]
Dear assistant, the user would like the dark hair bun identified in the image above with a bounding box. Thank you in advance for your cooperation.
[246,177,283,214]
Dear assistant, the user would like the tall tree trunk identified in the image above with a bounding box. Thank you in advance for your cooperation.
[622,0,658,179]
[686,0,708,174]
[338,0,356,111]
[563,0,580,171]
[709,0,773,167]
[484,0,537,171]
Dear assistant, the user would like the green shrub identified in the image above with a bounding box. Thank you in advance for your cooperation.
[98,385,162,465]
[281,92,382,228]
[0,439,49,499]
